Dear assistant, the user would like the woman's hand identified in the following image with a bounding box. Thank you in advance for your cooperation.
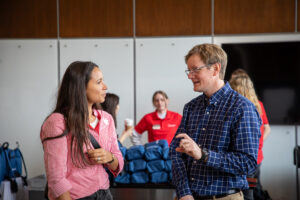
[119,126,133,143]
[87,148,113,164]
[87,148,119,171]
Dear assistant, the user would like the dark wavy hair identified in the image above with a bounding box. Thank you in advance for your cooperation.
[100,93,119,128]
[42,61,98,167]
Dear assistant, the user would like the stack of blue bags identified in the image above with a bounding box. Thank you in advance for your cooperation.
[114,140,172,184]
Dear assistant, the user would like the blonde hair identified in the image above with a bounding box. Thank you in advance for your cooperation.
[229,75,262,115]
[185,43,228,79]
[230,68,249,79]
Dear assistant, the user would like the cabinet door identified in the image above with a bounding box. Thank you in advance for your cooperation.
[60,39,134,147]
[0,39,58,177]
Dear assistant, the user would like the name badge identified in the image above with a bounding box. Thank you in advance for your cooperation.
[152,124,161,130]
[168,124,176,127]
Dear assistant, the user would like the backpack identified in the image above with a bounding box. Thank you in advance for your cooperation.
[0,142,28,196]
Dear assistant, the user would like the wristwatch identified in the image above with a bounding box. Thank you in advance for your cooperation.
[107,153,115,164]
[200,148,209,163]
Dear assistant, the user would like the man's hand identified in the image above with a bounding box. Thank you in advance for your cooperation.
[175,133,202,160]
[179,195,194,200]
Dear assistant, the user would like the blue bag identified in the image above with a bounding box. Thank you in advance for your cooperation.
[169,171,172,181]
[0,142,28,193]
[150,171,169,183]
[157,140,168,149]
[145,140,168,148]
[119,146,127,159]
[0,144,8,183]
[158,140,169,160]
[117,141,127,159]
[128,159,147,172]
[126,145,145,161]
[162,146,169,160]
[124,162,129,172]
[145,145,162,161]
[165,159,172,172]
[145,140,169,160]
[131,171,149,184]
[114,172,130,184]
[146,159,165,173]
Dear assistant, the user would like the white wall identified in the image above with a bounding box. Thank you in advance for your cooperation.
[0,35,299,200]
[0,39,58,178]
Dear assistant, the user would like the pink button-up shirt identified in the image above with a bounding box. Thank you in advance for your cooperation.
[40,110,124,199]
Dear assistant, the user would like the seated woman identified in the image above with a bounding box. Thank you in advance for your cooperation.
[100,93,133,145]
[132,90,182,146]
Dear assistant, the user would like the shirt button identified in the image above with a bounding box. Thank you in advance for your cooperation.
[191,178,195,181]
[193,161,197,164]
[202,128,206,131]
[206,112,209,115]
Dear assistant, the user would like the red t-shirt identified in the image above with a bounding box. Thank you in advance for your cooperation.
[257,101,269,164]
[134,110,182,145]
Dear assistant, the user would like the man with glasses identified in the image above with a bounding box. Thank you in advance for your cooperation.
[169,43,261,200]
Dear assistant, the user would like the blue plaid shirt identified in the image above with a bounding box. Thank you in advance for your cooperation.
[170,82,261,198]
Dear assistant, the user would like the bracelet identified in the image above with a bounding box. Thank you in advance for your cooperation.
[107,153,115,164]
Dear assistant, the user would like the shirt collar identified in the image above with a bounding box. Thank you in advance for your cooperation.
[155,110,169,119]
[93,109,101,120]
[203,81,231,106]
[89,109,101,131]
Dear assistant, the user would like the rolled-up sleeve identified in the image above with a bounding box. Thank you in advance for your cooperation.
[40,113,72,198]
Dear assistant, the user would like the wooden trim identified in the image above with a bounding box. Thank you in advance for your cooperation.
[0,0,57,38]
[214,0,295,34]
[136,0,211,36]
[59,0,133,37]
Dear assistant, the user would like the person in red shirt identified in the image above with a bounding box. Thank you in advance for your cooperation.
[132,90,182,145]
[229,69,271,200]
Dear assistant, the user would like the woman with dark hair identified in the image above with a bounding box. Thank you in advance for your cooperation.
[40,61,124,200]
[100,93,133,144]
[100,93,120,128]
[132,90,182,146]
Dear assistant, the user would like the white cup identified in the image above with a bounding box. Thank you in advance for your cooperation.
[124,118,134,128]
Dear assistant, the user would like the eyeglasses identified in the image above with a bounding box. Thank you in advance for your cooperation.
[185,64,211,76]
